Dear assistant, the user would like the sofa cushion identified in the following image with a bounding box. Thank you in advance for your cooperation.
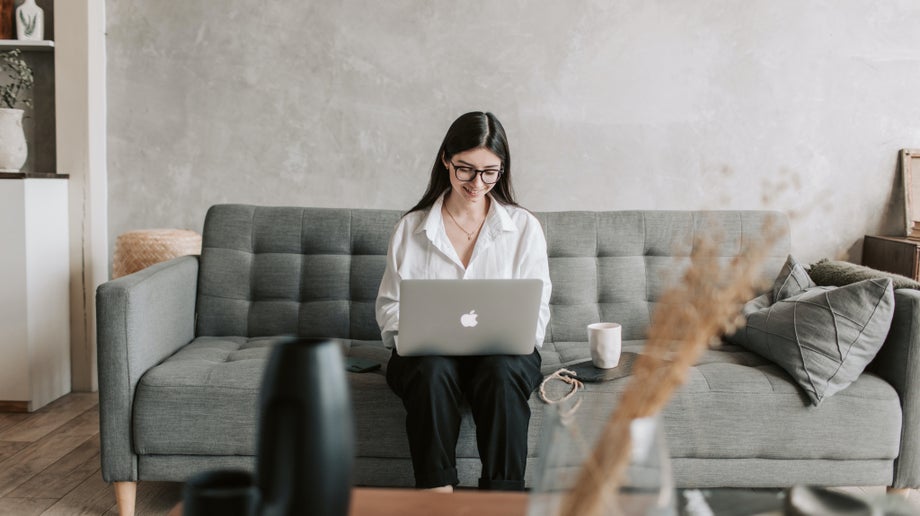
[671,344,899,460]
[521,341,900,463]
[551,342,901,462]
[730,258,895,406]
[133,337,902,464]
[133,336,400,457]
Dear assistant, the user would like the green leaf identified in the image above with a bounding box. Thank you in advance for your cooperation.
[0,49,33,109]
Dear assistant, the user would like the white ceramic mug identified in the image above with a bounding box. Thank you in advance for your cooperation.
[588,322,622,369]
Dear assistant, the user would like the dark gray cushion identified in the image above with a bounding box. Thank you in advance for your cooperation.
[809,259,920,290]
[732,259,896,406]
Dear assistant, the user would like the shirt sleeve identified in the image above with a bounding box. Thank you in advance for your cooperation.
[375,221,404,350]
[517,214,552,349]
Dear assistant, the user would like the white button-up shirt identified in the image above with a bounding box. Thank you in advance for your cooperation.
[375,191,552,350]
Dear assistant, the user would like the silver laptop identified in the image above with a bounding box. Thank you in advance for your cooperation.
[397,279,543,356]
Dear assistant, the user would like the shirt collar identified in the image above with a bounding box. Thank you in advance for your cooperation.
[488,196,518,234]
[416,190,518,236]
[416,191,447,235]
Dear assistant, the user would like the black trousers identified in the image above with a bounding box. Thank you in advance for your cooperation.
[386,350,543,490]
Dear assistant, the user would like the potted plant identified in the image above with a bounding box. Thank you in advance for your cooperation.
[0,49,33,172]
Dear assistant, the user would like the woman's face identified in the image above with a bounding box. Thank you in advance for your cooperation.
[442,147,502,204]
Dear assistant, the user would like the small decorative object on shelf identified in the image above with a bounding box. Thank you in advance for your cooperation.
[910,221,920,242]
[15,0,42,41]
[0,0,13,39]
[0,48,32,172]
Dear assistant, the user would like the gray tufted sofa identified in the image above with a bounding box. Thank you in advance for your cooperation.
[97,204,920,505]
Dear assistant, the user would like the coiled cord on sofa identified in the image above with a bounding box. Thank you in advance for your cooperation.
[538,368,584,423]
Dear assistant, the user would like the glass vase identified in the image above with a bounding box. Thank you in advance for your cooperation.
[529,398,675,516]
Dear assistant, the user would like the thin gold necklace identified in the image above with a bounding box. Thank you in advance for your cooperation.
[444,206,485,241]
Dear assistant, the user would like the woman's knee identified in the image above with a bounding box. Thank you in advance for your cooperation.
[478,352,539,377]
[474,355,518,377]
[392,355,462,394]
[470,354,540,393]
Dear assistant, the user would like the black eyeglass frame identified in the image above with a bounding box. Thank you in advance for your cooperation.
[448,161,504,185]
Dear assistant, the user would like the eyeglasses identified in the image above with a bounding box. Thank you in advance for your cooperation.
[450,161,503,184]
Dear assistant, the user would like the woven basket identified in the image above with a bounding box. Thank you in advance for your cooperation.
[112,229,202,279]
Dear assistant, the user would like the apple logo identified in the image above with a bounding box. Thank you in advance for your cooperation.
[460,310,479,328]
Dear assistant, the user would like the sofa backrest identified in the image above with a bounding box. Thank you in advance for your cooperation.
[196,205,790,343]
[196,205,401,340]
[533,211,789,345]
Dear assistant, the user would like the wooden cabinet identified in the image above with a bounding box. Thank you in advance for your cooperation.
[0,175,69,412]
[862,235,920,281]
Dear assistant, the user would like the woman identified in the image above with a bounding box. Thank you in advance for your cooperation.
[375,111,552,492]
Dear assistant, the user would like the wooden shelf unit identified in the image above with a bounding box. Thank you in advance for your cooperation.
[862,235,920,281]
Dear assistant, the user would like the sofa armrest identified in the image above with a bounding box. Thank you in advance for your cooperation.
[869,288,920,488]
[96,255,199,482]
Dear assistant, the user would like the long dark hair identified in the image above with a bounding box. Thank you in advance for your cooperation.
[407,111,518,214]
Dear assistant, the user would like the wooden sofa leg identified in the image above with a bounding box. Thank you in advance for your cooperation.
[114,481,137,516]
[887,486,911,497]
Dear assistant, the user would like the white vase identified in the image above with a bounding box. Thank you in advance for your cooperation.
[16,0,43,41]
[0,108,27,172]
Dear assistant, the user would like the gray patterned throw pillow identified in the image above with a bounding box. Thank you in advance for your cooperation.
[772,255,816,302]
[733,256,895,406]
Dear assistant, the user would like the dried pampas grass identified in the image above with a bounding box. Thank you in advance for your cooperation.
[559,219,783,516]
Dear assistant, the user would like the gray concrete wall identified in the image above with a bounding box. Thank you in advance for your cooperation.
[106,1,920,264]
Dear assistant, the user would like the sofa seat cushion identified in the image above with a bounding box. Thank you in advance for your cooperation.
[135,337,901,465]
[133,336,395,456]
[533,341,902,462]
[663,361,900,460]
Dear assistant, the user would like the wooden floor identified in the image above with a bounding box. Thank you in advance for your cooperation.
[0,393,919,515]
[0,393,181,516]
